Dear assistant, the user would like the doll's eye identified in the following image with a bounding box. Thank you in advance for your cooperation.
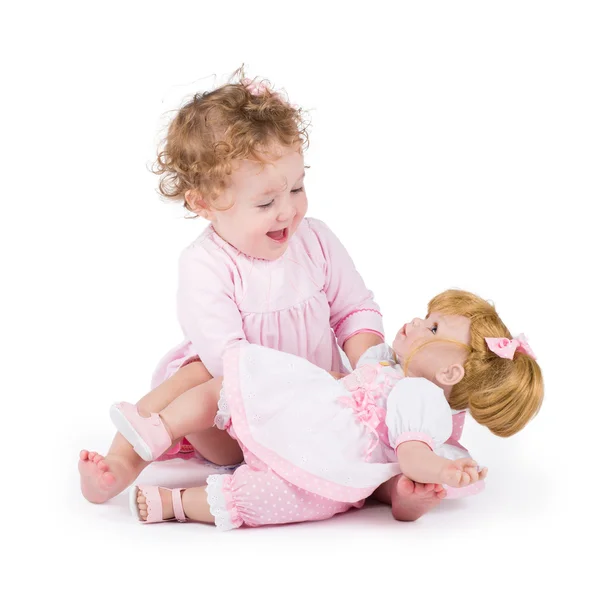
[429,324,438,334]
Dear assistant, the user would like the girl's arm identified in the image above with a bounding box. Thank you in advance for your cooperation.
[307,218,384,368]
[177,244,247,378]
[342,332,385,369]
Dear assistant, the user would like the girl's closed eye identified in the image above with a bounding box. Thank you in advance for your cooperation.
[291,186,304,194]
[258,199,274,209]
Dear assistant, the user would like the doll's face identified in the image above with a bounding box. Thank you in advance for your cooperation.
[392,312,471,381]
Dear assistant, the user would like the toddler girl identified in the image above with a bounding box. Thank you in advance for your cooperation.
[79,71,384,503]
[112,289,543,530]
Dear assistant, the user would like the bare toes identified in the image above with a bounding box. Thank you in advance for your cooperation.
[413,484,429,496]
[80,450,89,460]
[397,476,415,494]
[101,471,116,486]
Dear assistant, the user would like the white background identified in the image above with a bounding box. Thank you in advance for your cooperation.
[2,1,598,598]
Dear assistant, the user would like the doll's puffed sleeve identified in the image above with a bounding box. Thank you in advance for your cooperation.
[385,378,453,452]
[306,218,384,347]
[177,243,247,378]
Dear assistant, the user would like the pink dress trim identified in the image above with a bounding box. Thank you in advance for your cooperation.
[333,308,383,335]
[393,432,435,453]
[349,328,386,340]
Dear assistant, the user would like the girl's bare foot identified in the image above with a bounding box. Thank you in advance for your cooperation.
[79,450,143,503]
[389,475,446,521]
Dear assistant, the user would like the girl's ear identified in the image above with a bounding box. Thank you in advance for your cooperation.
[185,190,212,220]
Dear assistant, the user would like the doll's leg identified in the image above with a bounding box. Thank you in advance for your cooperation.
[79,361,211,504]
[132,465,363,530]
[372,475,447,522]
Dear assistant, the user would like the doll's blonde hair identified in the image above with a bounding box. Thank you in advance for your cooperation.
[153,67,309,212]
[424,290,543,437]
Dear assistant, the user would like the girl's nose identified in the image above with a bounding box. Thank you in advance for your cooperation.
[277,197,296,222]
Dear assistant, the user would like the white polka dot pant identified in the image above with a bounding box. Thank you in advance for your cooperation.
[207,464,364,531]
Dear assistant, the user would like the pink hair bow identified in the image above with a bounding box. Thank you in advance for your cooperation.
[242,77,270,97]
[485,334,537,360]
[242,77,291,105]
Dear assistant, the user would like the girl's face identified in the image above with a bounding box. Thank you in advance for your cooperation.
[200,145,307,260]
[392,312,472,380]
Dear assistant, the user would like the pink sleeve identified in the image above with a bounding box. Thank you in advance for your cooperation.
[176,244,247,378]
[307,218,384,346]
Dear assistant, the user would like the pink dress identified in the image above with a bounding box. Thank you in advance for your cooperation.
[152,218,384,458]
[206,344,484,531]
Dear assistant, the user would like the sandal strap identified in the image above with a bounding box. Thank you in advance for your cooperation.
[171,488,187,522]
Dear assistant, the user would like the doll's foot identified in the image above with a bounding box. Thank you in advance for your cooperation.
[440,458,488,488]
[79,450,140,503]
[390,475,446,522]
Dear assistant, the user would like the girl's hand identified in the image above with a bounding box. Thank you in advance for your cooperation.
[329,371,346,380]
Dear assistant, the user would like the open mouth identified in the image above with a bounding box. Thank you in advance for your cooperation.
[266,228,288,243]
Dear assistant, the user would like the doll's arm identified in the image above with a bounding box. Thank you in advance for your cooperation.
[386,378,486,488]
[396,441,485,487]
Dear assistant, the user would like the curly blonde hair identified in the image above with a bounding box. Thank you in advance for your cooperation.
[419,290,543,437]
[153,68,309,212]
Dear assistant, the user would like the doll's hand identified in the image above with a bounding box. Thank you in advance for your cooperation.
[440,458,488,488]
[329,371,346,380]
